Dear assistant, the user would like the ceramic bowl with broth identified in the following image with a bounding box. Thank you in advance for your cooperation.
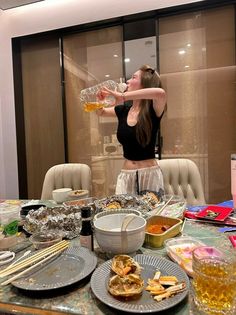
[93,213,146,256]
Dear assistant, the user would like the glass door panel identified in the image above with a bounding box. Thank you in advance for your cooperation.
[159,6,236,203]
[21,37,64,198]
[63,26,123,197]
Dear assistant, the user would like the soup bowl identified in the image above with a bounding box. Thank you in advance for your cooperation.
[93,213,146,256]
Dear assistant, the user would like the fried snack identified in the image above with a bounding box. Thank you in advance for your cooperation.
[145,269,186,302]
[159,276,178,286]
[106,201,121,209]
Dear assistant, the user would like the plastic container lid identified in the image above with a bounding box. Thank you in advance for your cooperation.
[0,204,21,225]
[164,236,206,277]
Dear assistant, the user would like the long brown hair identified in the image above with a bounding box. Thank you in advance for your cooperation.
[136,65,162,147]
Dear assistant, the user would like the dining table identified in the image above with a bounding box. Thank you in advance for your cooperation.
[0,200,235,315]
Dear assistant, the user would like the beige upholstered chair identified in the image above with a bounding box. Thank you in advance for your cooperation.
[41,163,91,200]
[158,158,206,205]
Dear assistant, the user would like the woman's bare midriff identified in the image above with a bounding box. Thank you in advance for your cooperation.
[122,159,158,170]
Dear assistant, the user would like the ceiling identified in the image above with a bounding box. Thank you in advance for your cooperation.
[0,0,44,10]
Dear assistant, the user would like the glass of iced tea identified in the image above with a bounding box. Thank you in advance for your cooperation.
[192,246,236,315]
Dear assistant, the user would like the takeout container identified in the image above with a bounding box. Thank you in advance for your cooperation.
[0,204,21,236]
[144,215,182,248]
[29,231,62,250]
[0,235,19,250]
[63,197,96,208]
[156,194,186,219]
[52,188,72,203]
[164,236,206,276]
[93,213,146,255]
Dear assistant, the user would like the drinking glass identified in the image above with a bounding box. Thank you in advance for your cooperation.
[192,246,236,315]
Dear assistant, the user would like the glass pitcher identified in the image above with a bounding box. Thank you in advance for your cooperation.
[80,80,126,112]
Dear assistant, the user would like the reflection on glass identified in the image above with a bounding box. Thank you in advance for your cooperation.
[159,6,235,203]
[63,26,123,197]
[124,36,157,79]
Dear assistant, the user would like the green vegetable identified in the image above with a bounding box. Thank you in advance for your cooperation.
[3,220,18,235]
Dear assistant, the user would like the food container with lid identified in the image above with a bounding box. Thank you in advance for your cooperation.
[0,204,21,236]
[164,236,206,276]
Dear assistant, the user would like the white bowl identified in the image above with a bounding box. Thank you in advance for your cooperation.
[94,208,142,221]
[52,188,72,203]
[94,213,146,255]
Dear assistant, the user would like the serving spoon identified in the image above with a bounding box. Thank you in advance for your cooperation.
[121,213,137,231]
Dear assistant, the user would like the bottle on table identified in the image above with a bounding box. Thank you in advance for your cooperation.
[80,206,94,251]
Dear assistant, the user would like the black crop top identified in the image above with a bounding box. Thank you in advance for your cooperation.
[115,103,162,161]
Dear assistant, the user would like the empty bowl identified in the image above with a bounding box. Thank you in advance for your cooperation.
[52,188,72,203]
[93,213,146,256]
[94,208,142,221]
[29,231,62,250]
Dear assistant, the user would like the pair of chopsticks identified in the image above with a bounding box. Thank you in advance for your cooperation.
[155,195,174,215]
[0,240,69,286]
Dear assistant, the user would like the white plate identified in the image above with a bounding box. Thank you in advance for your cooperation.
[91,254,189,313]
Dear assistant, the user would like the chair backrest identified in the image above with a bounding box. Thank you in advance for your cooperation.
[41,163,91,200]
[158,158,206,205]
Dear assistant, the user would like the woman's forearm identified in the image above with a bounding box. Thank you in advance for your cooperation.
[122,88,166,102]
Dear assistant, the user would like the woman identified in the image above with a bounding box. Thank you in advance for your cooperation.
[96,65,167,196]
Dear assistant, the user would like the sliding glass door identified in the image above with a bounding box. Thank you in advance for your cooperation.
[63,26,123,197]
[159,5,236,203]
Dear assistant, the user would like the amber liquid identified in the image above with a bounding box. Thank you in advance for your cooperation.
[193,259,236,314]
[83,102,106,112]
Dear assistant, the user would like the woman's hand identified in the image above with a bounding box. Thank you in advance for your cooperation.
[97,87,123,106]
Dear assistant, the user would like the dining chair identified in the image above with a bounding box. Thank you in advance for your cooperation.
[41,163,92,200]
[158,158,206,205]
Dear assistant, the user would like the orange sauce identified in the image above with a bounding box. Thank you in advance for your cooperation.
[146,224,170,234]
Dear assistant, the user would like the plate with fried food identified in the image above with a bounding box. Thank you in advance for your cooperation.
[91,254,189,313]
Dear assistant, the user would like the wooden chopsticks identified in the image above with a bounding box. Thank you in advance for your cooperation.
[155,195,174,215]
[0,240,69,285]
